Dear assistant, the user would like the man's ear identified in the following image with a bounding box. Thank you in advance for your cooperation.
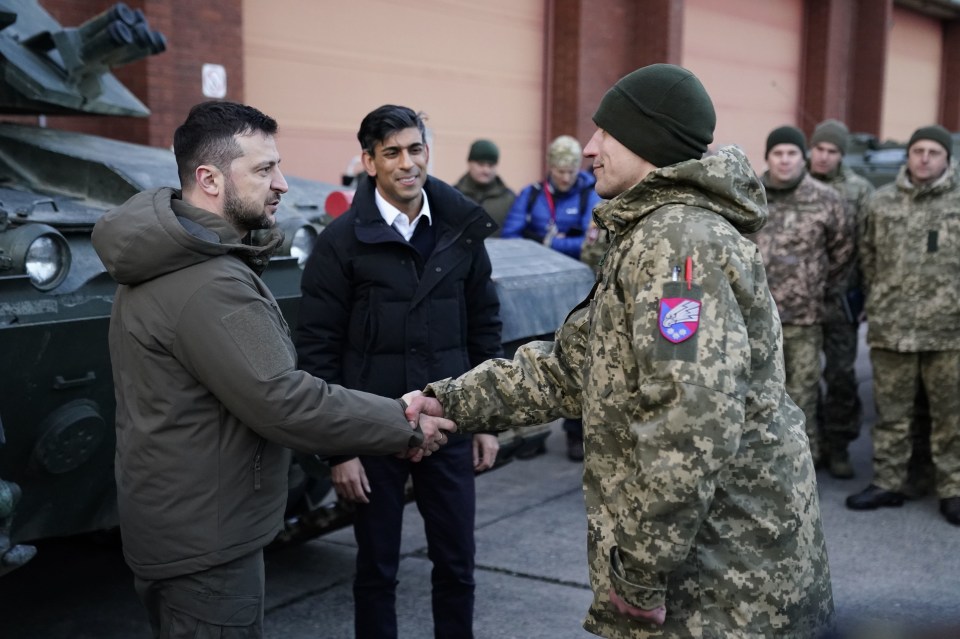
[195,164,222,197]
[361,151,377,177]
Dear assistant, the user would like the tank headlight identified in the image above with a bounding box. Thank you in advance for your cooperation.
[0,224,71,291]
[289,225,318,267]
[276,217,318,267]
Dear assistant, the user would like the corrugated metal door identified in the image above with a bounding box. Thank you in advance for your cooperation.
[242,0,545,190]
[882,7,942,142]
[681,0,803,172]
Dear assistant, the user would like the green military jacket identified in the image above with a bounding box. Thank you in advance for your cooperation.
[861,162,960,352]
[453,172,516,233]
[428,147,834,638]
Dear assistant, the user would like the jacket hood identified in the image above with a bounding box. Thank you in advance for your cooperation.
[92,187,282,285]
[594,145,767,235]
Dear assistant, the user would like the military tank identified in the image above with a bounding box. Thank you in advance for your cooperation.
[0,1,595,573]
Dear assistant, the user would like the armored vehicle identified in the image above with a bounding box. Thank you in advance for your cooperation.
[0,1,594,574]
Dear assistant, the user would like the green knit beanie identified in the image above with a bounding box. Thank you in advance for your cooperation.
[766,125,806,156]
[592,64,715,168]
[810,119,849,154]
[908,125,952,160]
[468,139,499,163]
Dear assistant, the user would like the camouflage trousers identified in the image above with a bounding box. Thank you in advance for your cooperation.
[783,324,824,460]
[820,319,862,449]
[870,349,960,498]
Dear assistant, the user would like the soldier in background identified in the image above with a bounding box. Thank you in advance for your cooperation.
[848,124,960,526]
[453,138,515,232]
[807,119,875,478]
[406,64,833,638]
[502,135,603,460]
[753,125,853,465]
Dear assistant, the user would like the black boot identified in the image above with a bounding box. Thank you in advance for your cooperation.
[827,448,854,480]
[845,484,906,510]
[566,433,584,462]
[940,497,960,526]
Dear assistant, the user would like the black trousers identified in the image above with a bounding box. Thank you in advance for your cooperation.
[352,436,476,639]
[134,548,264,639]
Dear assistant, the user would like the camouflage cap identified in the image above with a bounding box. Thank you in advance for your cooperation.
[547,135,582,169]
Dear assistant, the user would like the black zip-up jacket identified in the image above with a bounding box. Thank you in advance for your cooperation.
[295,176,502,445]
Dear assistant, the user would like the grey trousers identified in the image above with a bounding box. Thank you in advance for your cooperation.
[134,548,264,639]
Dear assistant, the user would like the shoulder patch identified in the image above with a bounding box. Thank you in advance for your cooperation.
[659,298,701,343]
[653,280,703,362]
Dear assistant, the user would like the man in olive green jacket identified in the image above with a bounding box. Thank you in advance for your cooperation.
[453,138,515,232]
[407,65,833,639]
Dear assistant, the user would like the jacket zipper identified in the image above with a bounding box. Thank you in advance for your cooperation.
[252,438,266,490]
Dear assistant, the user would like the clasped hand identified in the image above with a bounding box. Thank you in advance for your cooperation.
[401,390,455,462]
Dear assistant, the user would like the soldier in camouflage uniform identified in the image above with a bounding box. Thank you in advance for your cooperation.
[407,64,834,638]
[848,124,960,526]
[808,119,875,478]
[753,126,853,464]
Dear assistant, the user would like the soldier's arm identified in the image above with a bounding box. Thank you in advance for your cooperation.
[858,196,879,296]
[606,226,753,612]
[824,192,855,294]
[425,305,589,431]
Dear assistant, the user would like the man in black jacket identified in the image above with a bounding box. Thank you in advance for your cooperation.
[295,105,502,639]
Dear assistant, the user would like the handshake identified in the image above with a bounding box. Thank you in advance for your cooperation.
[400,391,452,462]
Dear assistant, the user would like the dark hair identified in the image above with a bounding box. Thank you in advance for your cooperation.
[173,101,278,187]
[357,104,427,156]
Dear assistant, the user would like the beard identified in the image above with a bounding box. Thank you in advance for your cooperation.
[223,179,275,232]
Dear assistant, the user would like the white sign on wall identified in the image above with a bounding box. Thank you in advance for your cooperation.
[201,63,227,99]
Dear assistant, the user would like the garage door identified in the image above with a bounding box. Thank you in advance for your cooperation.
[881,7,942,143]
[682,0,803,172]
[242,0,545,191]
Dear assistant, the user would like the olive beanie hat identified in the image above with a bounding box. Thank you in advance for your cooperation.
[467,139,499,163]
[810,119,850,154]
[766,125,807,156]
[591,63,715,168]
[908,125,952,160]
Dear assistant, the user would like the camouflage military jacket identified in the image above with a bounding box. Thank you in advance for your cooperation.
[428,147,834,638]
[753,171,853,325]
[811,164,875,301]
[861,162,960,351]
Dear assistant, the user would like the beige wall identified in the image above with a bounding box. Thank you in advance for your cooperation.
[242,0,545,190]
[682,0,803,173]
[881,7,942,142]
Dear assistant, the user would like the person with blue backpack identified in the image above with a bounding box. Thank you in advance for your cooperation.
[501,134,602,460]
[501,135,602,260]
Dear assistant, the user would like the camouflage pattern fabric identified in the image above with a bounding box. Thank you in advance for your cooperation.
[427,147,834,638]
[870,349,960,498]
[860,162,960,352]
[812,165,873,448]
[861,162,960,500]
[580,215,610,274]
[752,171,853,326]
[782,324,824,460]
